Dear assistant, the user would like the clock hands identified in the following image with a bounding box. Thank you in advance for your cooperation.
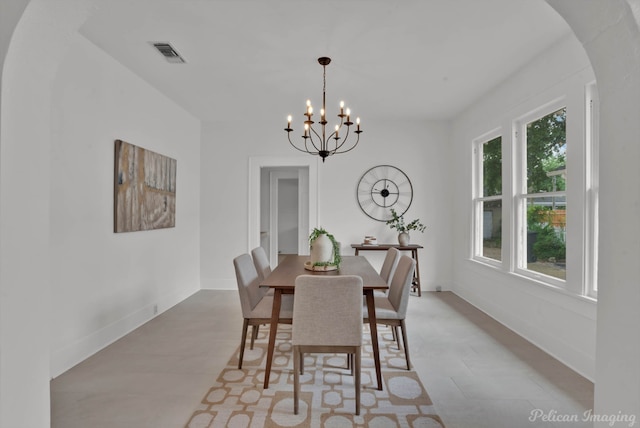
[372,180,399,198]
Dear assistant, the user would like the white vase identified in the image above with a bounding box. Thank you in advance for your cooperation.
[310,234,334,264]
[398,232,410,246]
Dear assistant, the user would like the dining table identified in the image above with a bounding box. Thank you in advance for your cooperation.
[260,255,389,391]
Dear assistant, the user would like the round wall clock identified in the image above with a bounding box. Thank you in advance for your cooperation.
[356,165,413,221]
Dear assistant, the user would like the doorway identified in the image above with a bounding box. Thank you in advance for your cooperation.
[248,156,318,269]
[266,167,308,266]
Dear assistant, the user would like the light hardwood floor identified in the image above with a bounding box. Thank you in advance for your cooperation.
[51,290,593,428]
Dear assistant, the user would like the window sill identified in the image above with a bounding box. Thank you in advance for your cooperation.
[468,257,598,308]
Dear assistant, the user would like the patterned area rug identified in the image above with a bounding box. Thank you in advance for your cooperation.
[185,326,445,427]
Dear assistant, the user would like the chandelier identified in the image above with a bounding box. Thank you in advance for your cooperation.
[285,57,362,162]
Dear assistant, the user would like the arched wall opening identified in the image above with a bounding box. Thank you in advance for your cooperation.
[546,0,640,421]
[0,1,638,426]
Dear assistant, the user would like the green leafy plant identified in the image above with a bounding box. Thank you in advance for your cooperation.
[527,206,566,261]
[309,227,341,267]
[386,209,426,234]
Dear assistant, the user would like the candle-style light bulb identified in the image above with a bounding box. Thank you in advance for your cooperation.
[287,115,292,126]
[304,123,309,137]
[321,108,325,120]
[356,117,361,131]
[340,101,345,115]
[308,106,313,115]
[346,108,351,122]
[335,124,339,138]
[306,100,311,115]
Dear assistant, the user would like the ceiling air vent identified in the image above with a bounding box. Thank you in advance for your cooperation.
[152,42,186,64]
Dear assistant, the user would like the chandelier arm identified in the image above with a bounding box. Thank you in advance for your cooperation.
[332,124,352,152]
[329,116,345,139]
[335,133,361,154]
[304,134,321,154]
[307,125,325,152]
[288,133,319,154]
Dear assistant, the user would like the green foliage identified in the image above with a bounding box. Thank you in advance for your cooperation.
[309,227,341,267]
[482,108,566,196]
[526,108,566,193]
[482,136,502,197]
[386,209,426,233]
[527,206,566,261]
[533,230,566,261]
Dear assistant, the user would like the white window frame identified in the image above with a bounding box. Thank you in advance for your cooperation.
[513,98,567,289]
[470,85,598,300]
[472,129,503,268]
[584,82,599,298]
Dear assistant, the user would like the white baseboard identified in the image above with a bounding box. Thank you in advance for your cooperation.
[50,284,198,379]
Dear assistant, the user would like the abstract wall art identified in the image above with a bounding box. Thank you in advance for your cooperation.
[114,139,177,233]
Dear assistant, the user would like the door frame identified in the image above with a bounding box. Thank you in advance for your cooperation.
[269,169,305,266]
[248,156,318,262]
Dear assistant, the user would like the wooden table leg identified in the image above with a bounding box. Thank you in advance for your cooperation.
[263,288,281,389]
[412,249,422,297]
[365,289,383,391]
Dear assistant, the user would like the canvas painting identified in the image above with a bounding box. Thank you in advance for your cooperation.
[114,139,177,233]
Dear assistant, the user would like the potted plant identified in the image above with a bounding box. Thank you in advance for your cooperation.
[309,227,341,268]
[386,208,426,246]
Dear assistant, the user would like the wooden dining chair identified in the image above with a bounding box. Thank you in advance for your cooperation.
[233,254,292,369]
[365,255,416,370]
[292,275,363,415]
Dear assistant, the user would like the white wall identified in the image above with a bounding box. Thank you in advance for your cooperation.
[1,3,88,426]
[450,35,597,379]
[548,1,640,423]
[48,32,201,377]
[1,0,202,422]
[2,1,640,427]
[200,118,452,291]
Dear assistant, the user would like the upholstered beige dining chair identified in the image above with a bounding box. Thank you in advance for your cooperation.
[251,246,271,282]
[251,246,273,296]
[380,247,401,285]
[233,253,292,369]
[292,275,363,415]
[365,254,415,370]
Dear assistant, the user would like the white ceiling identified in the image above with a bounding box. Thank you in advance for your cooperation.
[79,0,572,123]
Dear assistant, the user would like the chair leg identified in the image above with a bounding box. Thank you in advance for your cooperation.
[355,347,361,415]
[238,319,249,369]
[250,325,259,349]
[399,320,411,370]
[293,346,300,415]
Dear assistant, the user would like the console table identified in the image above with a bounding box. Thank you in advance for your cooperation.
[351,243,423,297]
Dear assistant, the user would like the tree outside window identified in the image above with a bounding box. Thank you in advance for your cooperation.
[524,107,567,280]
[480,136,502,261]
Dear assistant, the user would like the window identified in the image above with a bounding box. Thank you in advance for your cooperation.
[473,134,502,262]
[517,106,567,282]
[471,85,598,299]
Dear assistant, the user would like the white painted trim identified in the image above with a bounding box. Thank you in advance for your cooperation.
[248,156,318,255]
[50,284,198,378]
[297,168,310,256]
[269,169,299,267]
